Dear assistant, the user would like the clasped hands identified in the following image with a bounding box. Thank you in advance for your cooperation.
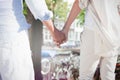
[51,27,67,47]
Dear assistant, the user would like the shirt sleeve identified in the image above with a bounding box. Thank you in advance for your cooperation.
[79,0,90,9]
[25,0,53,21]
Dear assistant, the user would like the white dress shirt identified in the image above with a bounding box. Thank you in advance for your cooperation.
[79,0,120,52]
[0,0,53,32]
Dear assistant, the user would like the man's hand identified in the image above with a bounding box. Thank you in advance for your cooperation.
[61,28,68,43]
[42,20,66,46]
[51,27,66,46]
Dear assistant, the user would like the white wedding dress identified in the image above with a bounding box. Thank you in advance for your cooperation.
[0,0,52,80]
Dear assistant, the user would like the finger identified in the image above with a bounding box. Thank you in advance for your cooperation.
[55,42,61,47]
[61,38,67,43]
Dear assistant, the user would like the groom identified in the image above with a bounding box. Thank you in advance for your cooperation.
[54,0,120,80]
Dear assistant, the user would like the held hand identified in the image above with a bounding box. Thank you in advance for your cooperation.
[51,27,66,46]
[61,28,68,42]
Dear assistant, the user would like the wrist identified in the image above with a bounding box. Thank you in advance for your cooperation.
[42,20,55,34]
[62,27,69,34]
[50,27,57,37]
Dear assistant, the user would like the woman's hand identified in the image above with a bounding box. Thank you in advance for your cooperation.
[51,27,66,47]
[61,28,68,43]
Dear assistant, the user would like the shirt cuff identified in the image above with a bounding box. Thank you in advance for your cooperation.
[37,11,53,21]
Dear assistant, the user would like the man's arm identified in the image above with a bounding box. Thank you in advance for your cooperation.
[62,0,81,37]
[42,20,65,44]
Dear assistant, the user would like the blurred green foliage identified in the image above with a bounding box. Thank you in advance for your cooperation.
[23,2,27,16]
[23,0,28,16]
[45,0,69,21]
[77,9,85,26]
[23,0,85,25]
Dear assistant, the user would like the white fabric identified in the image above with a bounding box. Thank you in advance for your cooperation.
[0,30,34,80]
[0,0,52,80]
[79,0,89,9]
[0,0,30,31]
[79,0,120,53]
[78,0,119,79]
[25,0,53,21]
[0,0,53,32]
[80,29,118,80]
[92,0,120,52]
